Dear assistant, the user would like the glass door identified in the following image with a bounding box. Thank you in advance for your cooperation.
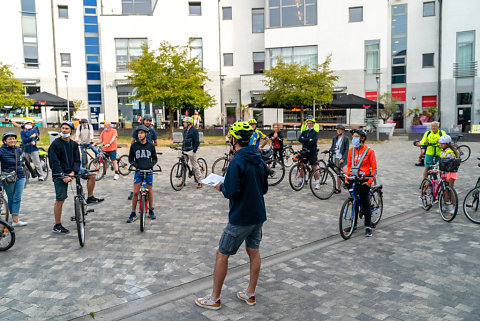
[457,107,471,132]
[393,103,404,128]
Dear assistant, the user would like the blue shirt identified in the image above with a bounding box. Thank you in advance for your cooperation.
[21,128,39,153]
[131,127,158,144]
[249,129,266,149]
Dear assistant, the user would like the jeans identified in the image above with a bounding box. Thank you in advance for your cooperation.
[80,144,99,168]
[2,177,26,215]
[25,151,44,177]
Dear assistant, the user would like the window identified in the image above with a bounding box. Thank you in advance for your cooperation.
[423,2,435,17]
[349,7,363,22]
[58,5,68,18]
[457,92,472,105]
[456,31,475,71]
[391,4,407,84]
[189,2,201,16]
[115,38,147,71]
[60,53,71,66]
[270,45,317,69]
[252,8,264,33]
[253,52,265,74]
[223,53,233,66]
[269,0,317,28]
[422,53,434,67]
[190,38,203,67]
[122,0,152,15]
[21,0,38,67]
[223,7,232,20]
[365,40,379,73]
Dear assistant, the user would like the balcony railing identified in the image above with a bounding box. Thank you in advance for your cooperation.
[453,61,478,78]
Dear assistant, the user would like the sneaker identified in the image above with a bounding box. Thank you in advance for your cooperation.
[195,296,221,310]
[237,291,256,306]
[126,213,137,223]
[87,196,104,204]
[343,226,357,233]
[38,176,44,181]
[113,173,119,180]
[53,224,69,234]
[365,227,373,237]
[315,183,321,190]
[197,183,202,189]
[149,211,156,220]
[128,192,133,200]
[12,221,28,227]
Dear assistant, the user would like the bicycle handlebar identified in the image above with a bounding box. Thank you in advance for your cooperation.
[54,169,98,179]
[128,167,162,173]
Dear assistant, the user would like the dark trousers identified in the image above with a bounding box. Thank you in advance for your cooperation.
[355,183,372,228]
[273,147,283,164]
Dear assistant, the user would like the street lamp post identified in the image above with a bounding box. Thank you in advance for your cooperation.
[376,75,380,141]
[63,72,71,121]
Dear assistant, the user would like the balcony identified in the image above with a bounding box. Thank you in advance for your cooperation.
[453,61,478,78]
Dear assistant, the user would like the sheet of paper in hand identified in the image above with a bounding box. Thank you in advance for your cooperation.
[201,173,225,187]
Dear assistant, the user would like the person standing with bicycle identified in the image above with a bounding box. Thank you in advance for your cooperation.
[75,118,99,168]
[0,132,27,227]
[323,124,349,193]
[49,121,104,234]
[97,122,120,180]
[195,122,269,310]
[418,122,446,179]
[345,129,377,237]
[20,118,45,181]
[127,126,158,223]
[298,118,321,189]
[181,117,202,189]
[268,125,283,164]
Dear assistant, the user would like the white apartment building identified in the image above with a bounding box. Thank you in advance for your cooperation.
[0,0,478,132]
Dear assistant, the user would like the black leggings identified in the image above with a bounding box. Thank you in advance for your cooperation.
[355,183,372,228]
[273,148,283,164]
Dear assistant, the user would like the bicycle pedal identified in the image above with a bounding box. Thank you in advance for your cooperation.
[86,209,95,214]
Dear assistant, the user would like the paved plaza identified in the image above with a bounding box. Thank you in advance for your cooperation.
[1,137,479,320]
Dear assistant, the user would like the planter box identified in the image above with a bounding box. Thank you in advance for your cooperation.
[411,125,427,133]
[377,123,395,139]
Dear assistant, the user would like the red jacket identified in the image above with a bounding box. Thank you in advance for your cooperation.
[346,144,377,185]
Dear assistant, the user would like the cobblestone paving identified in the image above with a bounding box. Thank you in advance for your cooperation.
[0,137,479,320]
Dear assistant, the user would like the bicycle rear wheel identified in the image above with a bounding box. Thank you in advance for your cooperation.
[420,179,433,211]
[310,168,335,200]
[170,162,185,191]
[88,158,106,181]
[118,155,130,176]
[289,164,306,191]
[212,157,229,176]
[266,159,285,186]
[283,147,295,167]
[197,158,208,179]
[140,194,147,232]
[40,156,49,180]
[74,197,85,247]
[0,219,15,251]
[339,198,356,240]
[23,165,30,188]
[463,187,480,224]
[0,196,10,224]
[439,185,458,222]
[457,145,471,163]
[370,188,383,226]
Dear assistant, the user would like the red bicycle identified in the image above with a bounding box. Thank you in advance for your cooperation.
[288,148,320,191]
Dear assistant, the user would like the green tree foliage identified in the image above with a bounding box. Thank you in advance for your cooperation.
[378,93,400,122]
[0,62,33,108]
[128,41,215,136]
[263,55,338,124]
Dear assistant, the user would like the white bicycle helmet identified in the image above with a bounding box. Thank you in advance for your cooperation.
[438,135,451,144]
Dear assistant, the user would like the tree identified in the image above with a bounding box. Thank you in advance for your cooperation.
[263,55,338,124]
[128,41,215,137]
[378,93,400,122]
[0,62,33,108]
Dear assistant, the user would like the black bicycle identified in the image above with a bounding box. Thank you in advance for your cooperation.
[309,149,342,200]
[261,147,286,186]
[0,174,15,251]
[169,147,208,191]
[119,153,162,176]
[212,152,232,177]
[0,174,12,224]
[450,134,471,163]
[288,149,319,191]
[462,159,480,224]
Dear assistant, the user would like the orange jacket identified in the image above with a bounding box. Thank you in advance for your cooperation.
[346,144,377,185]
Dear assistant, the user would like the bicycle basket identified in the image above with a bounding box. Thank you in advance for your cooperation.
[439,158,461,173]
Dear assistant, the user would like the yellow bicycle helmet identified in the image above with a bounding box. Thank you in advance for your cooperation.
[247,118,257,125]
[24,117,35,124]
[306,117,316,123]
[183,116,194,124]
[230,121,253,142]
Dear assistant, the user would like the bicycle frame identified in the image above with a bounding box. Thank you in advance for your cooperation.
[342,175,378,225]
[137,172,150,214]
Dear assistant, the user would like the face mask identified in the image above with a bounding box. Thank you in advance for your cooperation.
[82,125,88,129]
[25,124,33,129]
[60,132,71,138]
[104,127,109,131]
[352,137,361,148]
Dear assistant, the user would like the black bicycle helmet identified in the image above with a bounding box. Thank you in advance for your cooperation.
[2,132,17,143]
[336,124,345,130]
[136,125,149,133]
[351,129,367,139]
[143,114,153,121]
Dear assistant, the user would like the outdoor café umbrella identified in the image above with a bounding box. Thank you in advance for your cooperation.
[328,94,384,125]
[28,91,74,124]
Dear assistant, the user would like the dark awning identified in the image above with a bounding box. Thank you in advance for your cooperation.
[328,94,384,110]
[28,91,74,108]
[248,99,288,109]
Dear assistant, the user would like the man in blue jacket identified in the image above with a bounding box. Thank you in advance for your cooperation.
[20,118,45,181]
[195,121,269,310]
[48,121,103,234]
[298,117,321,189]
[181,116,202,188]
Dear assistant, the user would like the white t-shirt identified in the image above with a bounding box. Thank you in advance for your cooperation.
[335,136,343,159]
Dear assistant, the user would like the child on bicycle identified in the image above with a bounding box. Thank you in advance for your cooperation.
[127,125,158,223]
[437,135,460,187]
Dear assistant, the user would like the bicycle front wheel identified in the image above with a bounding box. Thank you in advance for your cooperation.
[370,188,383,226]
[266,160,285,186]
[212,157,229,176]
[75,197,85,247]
[118,155,130,176]
[0,196,10,224]
[197,158,208,179]
[420,179,433,211]
[457,145,471,162]
[140,194,147,232]
[463,187,480,224]
[439,185,458,222]
[289,163,306,191]
[88,158,106,181]
[0,220,15,251]
[339,198,356,240]
[310,168,335,200]
[170,162,185,191]
[283,147,295,167]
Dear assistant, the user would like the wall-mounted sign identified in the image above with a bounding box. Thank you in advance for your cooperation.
[422,96,437,107]
[391,88,406,101]
[365,91,378,101]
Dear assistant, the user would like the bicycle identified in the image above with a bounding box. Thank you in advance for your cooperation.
[260,147,285,186]
[0,174,14,224]
[281,141,296,167]
[0,216,14,251]
[129,167,162,232]
[339,174,383,240]
[118,153,162,176]
[450,134,470,163]
[20,152,38,188]
[420,161,459,222]
[87,145,128,181]
[462,159,480,224]
[169,146,208,191]
[288,149,320,191]
[212,152,232,177]
[309,149,343,200]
